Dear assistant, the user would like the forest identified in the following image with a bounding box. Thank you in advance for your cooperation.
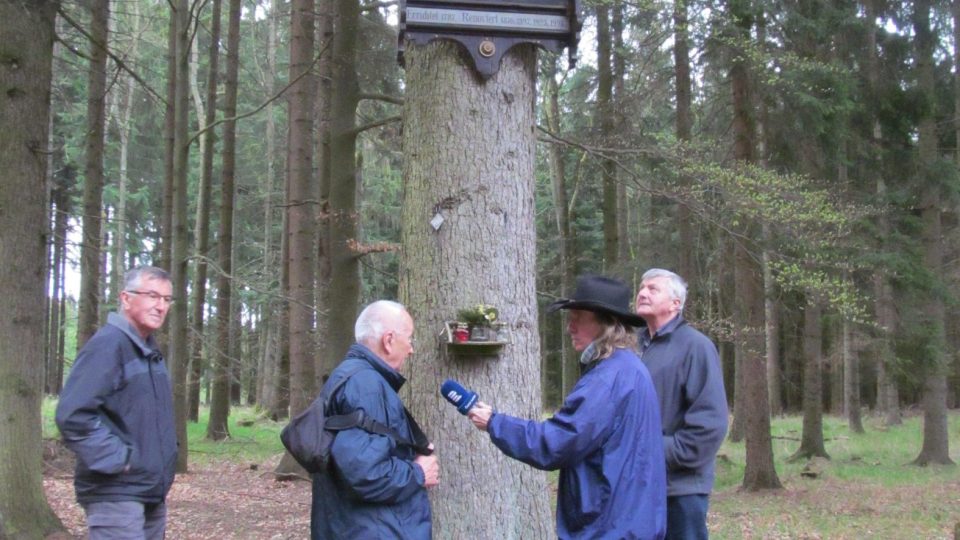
[1,0,959,537]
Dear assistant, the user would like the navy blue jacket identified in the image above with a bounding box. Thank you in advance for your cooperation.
[640,315,728,497]
[487,348,667,540]
[311,344,431,540]
[55,313,178,504]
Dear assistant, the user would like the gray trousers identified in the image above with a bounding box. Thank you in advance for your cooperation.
[83,501,166,540]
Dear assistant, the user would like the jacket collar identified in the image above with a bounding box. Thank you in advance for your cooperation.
[346,343,406,391]
[640,314,686,348]
[107,312,161,359]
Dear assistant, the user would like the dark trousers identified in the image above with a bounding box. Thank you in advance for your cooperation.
[666,494,709,540]
[83,500,167,540]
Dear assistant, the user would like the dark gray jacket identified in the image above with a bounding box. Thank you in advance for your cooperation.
[55,313,178,504]
[640,315,728,497]
[311,344,431,540]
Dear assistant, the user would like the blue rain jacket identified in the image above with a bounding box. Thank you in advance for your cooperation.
[487,347,667,539]
[311,344,431,540]
[55,313,178,504]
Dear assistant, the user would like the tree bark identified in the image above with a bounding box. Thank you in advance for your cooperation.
[543,57,577,402]
[275,0,316,476]
[207,0,242,441]
[843,317,864,433]
[730,0,781,490]
[77,0,110,348]
[596,3,619,275]
[400,41,553,536]
[674,0,697,303]
[790,299,829,461]
[912,0,953,466]
[189,0,221,423]
[169,0,193,472]
[0,0,68,535]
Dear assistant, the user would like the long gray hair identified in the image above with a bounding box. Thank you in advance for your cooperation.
[593,312,638,360]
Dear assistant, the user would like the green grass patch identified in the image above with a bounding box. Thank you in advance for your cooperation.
[187,406,287,464]
[711,411,960,539]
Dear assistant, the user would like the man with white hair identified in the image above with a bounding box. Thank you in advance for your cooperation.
[635,269,728,540]
[310,300,439,539]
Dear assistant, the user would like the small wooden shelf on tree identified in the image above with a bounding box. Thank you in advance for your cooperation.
[443,321,511,349]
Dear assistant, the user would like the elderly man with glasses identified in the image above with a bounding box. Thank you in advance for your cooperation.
[56,266,178,539]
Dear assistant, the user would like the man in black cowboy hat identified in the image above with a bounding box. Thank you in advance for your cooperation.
[466,274,667,540]
[635,269,727,540]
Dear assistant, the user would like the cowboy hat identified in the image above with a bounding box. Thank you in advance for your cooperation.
[547,274,646,327]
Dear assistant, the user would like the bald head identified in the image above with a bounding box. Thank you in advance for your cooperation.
[355,300,415,370]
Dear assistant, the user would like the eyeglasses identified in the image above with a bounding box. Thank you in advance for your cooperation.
[126,290,176,305]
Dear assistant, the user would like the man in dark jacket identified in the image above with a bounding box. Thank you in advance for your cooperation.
[467,275,666,539]
[56,266,178,540]
[311,300,439,540]
[635,268,728,540]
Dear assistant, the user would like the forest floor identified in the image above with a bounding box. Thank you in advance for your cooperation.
[42,409,960,539]
[43,443,312,539]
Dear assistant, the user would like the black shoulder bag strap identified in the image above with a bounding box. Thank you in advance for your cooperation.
[325,365,433,456]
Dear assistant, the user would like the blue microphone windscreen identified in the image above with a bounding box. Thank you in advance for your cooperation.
[441,379,478,415]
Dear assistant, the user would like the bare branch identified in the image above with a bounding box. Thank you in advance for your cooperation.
[188,41,332,146]
[349,115,401,137]
[57,8,167,105]
[359,92,404,106]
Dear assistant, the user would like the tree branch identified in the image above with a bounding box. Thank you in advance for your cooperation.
[58,7,167,106]
[348,115,401,137]
[359,92,404,106]
[188,41,331,146]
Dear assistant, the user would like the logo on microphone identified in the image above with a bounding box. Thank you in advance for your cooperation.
[446,390,463,404]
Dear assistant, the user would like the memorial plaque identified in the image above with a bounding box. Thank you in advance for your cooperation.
[399,0,581,79]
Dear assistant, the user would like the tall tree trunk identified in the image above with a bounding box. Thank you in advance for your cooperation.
[324,0,361,373]
[790,299,830,460]
[47,176,70,395]
[912,0,953,466]
[763,245,782,416]
[207,0,242,440]
[730,0,781,490]
[674,0,697,302]
[596,3,618,274]
[843,316,864,433]
[544,57,577,402]
[275,0,316,476]
[160,9,176,269]
[77,0,110,348]
[169,0,193,472]
[314,0,333,389]
[400,41,553,536]
[0,1,67,535]
[189,0,221,423]
[862,0,900,425]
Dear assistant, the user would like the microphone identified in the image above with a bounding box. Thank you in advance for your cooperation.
[440,379,479,415]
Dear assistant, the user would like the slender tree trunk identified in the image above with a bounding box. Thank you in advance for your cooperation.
[790,299,830,460]
[843,317,864,433]
[674,0,697,303]
[169,0,193,472]
[862,0,900,425]
[275,0,316,475]
[730,0,780,490]
[314,0,333,389]
[596,3,618,274]
[401,41,552,536]
[763,246,781,416]
[160,9,176,269]
[0,2,67,535]
[912,0,953,466]
[324,0,361,373]
[544,57,577,402]
[47,179,70,394]
[189,0,221,423]
[207,0,242,440]
[77,0,110,348]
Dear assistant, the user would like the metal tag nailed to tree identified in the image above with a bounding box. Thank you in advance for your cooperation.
[398,0,582,79]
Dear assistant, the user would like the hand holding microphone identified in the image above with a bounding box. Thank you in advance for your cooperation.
[440,379,479,415]
[440,379,493,431]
